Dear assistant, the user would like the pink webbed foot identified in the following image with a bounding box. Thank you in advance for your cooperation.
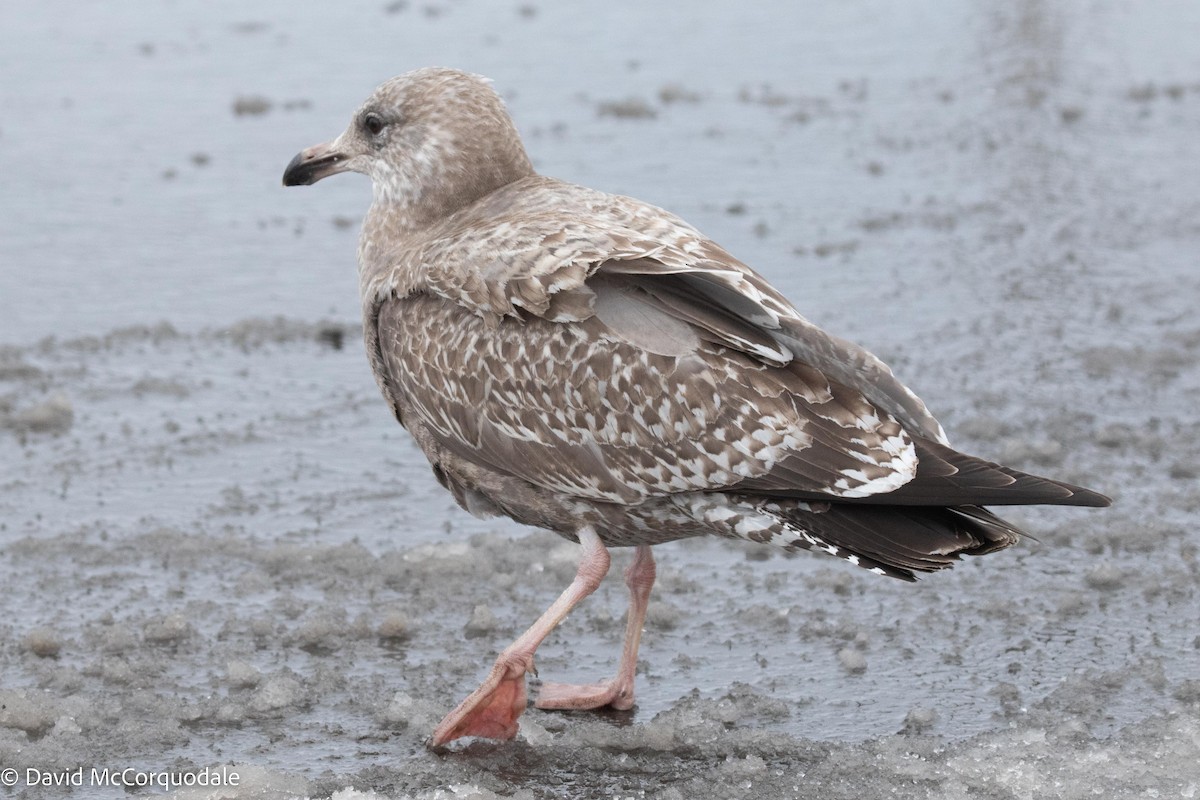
[428,527,614,746]
[430,652,532,746]
[536,677,636,711]
[535,545,654,715]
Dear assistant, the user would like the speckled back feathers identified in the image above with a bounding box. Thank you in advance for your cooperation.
[330,68,1109,578]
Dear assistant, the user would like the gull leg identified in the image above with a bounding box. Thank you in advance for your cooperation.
[430,527,610,745]
[536,544,656,712]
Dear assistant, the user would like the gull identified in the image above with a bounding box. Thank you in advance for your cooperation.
[282,67,1109,746]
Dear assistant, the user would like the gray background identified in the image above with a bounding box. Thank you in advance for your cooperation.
[1,1,1197,798]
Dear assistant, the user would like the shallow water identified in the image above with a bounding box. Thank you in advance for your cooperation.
[2,1,1199,798]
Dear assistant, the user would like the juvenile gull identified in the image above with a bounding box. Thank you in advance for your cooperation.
[282,67,1110,746]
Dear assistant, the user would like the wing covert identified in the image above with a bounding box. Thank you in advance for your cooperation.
[374,290,918,505]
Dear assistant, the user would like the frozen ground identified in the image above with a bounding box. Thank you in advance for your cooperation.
[2,1,1199,798]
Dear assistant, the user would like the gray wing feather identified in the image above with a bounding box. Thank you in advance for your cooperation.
[375,291,918,505]
[360,175,943,505]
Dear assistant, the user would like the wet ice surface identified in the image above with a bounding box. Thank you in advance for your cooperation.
[2,1,1200,798]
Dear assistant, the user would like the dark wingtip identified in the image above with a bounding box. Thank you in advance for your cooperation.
[1064,487,1113,508]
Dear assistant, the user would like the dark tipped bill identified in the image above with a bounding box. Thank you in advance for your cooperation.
[282,142,349,186]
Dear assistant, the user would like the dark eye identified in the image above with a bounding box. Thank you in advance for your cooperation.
[362,112,386,137]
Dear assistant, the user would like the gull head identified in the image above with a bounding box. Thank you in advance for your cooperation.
[282,68,534,223]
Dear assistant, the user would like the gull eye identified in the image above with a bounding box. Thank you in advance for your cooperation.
[362,112,386,137]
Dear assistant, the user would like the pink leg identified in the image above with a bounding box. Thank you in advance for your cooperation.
[536,544,656,712]
[430,527,611,746]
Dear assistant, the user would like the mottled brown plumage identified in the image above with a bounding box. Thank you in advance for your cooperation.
[283,67,1109,746]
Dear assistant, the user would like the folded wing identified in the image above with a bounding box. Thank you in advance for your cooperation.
[367,177,1108,510]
